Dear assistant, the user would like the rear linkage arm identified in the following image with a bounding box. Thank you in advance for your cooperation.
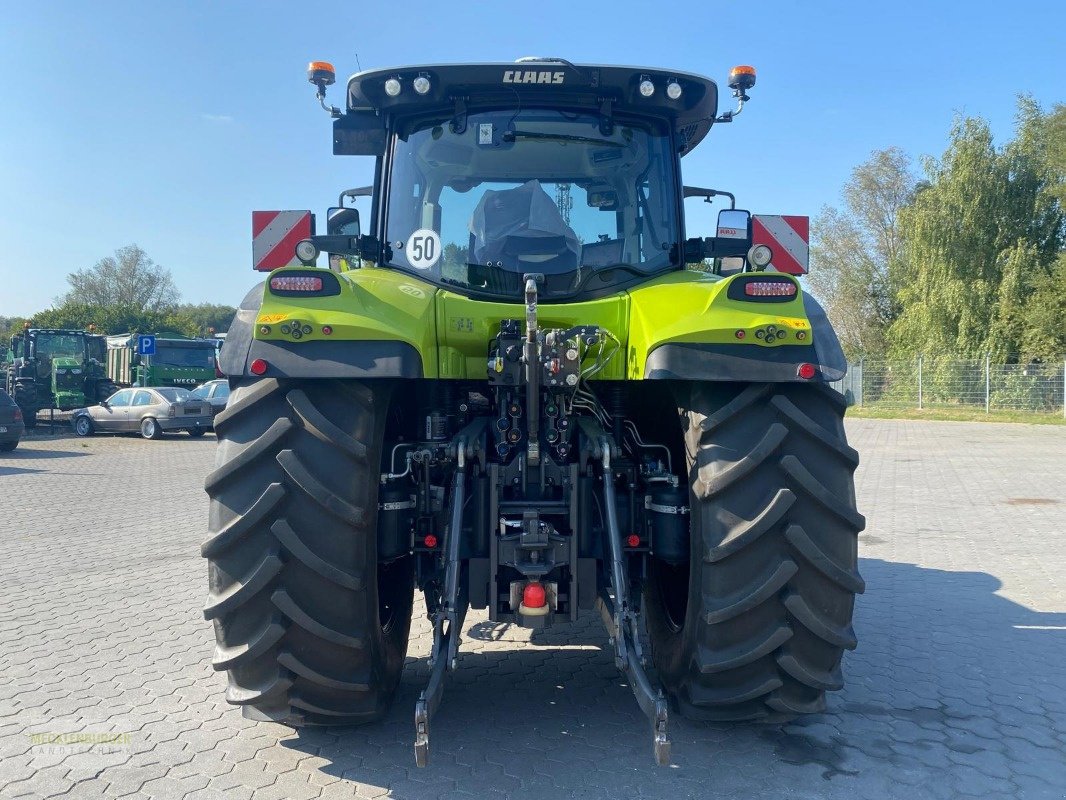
[414,420,486,767]
[594,435,671,766]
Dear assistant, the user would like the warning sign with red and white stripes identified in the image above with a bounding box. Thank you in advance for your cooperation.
[252,210,313,272]
[752,215,809,275]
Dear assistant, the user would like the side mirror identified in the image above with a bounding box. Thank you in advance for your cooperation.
[716,209,751,243]
[327,207,360,237]
[100,400,109,409]
[684,208,754,263]
[587,190,619,210]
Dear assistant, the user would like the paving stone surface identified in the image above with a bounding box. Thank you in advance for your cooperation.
[1,420,1064,799]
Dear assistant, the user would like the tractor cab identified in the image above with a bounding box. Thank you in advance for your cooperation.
[294,60,765,300]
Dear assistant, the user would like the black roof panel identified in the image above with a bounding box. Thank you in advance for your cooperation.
[344,61,719,155]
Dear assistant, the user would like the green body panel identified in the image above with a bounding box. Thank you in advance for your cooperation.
[625,271,812,378]
[134,363,216,387]
[255,266,439,377]
[251,267,814,380]
[435,291,629,380]
[51,356,88,409]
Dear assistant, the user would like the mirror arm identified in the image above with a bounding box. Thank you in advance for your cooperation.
[338,186,373,207]
[707,189,735,209]
[683,186,735,209]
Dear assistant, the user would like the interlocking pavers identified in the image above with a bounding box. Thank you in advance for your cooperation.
[1,420,1065,798]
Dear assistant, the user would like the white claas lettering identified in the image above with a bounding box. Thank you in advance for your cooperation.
[502,70,565,85]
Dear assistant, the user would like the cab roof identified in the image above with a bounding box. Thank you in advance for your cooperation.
[344,61,719,155]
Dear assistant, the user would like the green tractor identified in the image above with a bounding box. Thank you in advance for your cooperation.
[205,59,864,766]
[4,328,118,427]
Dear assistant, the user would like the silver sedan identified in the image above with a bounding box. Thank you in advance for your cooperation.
[72,387,213,440]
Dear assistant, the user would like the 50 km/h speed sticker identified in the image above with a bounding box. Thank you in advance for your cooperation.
[407,229,441,270]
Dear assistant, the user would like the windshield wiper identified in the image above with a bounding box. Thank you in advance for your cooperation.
[570,263,648,292]
[502,131,624,147]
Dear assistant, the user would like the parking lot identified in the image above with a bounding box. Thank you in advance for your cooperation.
[1,418,1064,799]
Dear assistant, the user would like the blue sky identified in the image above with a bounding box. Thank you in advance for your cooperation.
[2,1,1064,316]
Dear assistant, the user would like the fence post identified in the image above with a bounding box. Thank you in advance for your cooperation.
[918,355,923,410]
[985,353,990,413]
[1063,359,1065,420]
[858,358,865,408]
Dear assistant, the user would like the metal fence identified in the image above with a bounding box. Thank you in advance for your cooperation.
[831,357,1066,417]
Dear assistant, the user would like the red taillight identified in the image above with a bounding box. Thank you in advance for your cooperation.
[734,329,746,339]
[744,280,797,298]
[321,325,333,336]
[626,534,641,548]
[423,534,438,548]
[797,363,817,380]
[270,275,323,292]
[13,409,22,421]
[522,582,546,609]
[250,359,268,376]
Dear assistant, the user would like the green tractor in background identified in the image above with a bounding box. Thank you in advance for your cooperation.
[205,59,864,766]
[4,327,118,428]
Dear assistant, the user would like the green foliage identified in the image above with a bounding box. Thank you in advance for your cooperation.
[889,101,1064,360]
[808,148,916,359]
[171,303,238,336]
[0,316,28,342]
[1013,254,1066,362]
[24,301,234,338]
[60,244,179,312]
[10,243,235,340]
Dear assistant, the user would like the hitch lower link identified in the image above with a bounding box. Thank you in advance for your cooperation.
[413,433,671,767]
[595,437,671,766]
[413,435,475,767]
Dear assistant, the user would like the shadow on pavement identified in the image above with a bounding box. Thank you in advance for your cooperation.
[0,466,48,476]
[279,558,1066,795]
[0,447,89,460]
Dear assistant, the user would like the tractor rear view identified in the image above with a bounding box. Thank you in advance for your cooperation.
[5,328,117,427]
[204,59,864,766]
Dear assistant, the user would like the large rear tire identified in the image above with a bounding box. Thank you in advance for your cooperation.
[203,378,414,725]
[645,382,865,721]
[13,384,37,430]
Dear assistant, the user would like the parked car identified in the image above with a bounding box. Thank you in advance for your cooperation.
[0,388,26,451]
[71,386,213,440]
[190,379,230,418]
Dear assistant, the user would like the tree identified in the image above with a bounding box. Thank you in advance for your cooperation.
[32,302,169,335]
[807,148,917,359]
[0,316,28,343]
[172,303,238,336]
[890,102,1064,360]
[61,244,179,312]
